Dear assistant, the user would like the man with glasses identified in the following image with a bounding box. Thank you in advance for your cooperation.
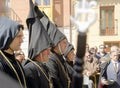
[96,45,110,60]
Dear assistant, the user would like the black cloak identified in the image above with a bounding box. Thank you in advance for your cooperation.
[0,17,26,88]
[0,71,21,88]
[24,1,53,88]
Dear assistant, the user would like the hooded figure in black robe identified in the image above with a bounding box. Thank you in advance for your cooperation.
[64,43,76,88]
[23,0,53,88]
[33,5,71,88]
[0,16,27,88]
[64,43,75,67]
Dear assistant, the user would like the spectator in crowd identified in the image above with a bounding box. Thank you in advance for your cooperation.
[89,46,98,57]
[96,44,110,60]
[99,45,120,88]
[83,51,99,88]
[100,57,111,64]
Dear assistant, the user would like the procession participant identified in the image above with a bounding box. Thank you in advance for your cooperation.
[34,5,71,88]
[24,0,53,88]
[0,16,27,88]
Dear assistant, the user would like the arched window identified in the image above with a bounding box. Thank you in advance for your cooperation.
[36,0,52,21]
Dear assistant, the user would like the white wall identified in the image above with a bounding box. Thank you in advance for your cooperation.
[21,29,29,59]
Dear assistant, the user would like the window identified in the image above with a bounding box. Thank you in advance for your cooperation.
[35,0,50,5]
[100,6,116,36]
[44,0,50,5]
[37,0,52,21]
[104,41,120,52]
[35,0,41,5]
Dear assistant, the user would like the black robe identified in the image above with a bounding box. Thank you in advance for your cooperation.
[0,71,21,88]
[46,52,70,88]
[24,61,52,88]
[0,51,26,88]
[66,61,75,88]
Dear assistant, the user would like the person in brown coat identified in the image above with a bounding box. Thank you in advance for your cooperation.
[83,51,99,88]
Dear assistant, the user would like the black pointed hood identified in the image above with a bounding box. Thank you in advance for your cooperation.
[53,28,66,46]
[34,6,67,47]
[26,0,36,43]
[26,0,52,60]
[64,43,74,57]
[0,16,23,50]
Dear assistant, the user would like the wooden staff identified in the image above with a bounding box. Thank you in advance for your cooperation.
[72,33,86,88]
[71,0,97,88]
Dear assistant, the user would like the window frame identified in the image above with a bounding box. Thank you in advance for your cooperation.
[100,6,115,36]
[104,41,120,52]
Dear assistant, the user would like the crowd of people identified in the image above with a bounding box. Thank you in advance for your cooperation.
[83,44,120,88]
[0,0,120,88]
